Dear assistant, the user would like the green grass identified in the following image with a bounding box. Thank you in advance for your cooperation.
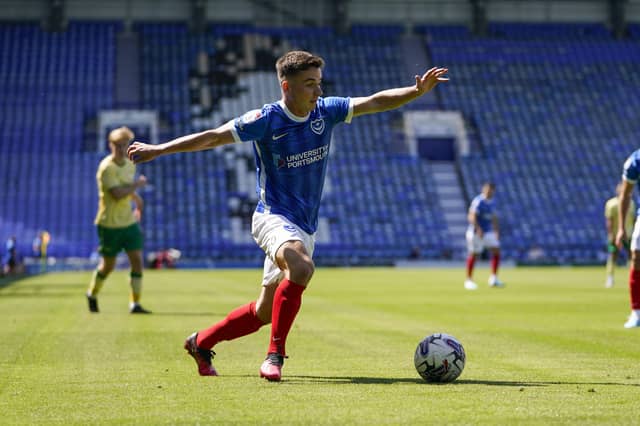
[1,266,639,425]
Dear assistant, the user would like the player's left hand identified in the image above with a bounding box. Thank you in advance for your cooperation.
[415,67,449,94]
[128,142,161,164]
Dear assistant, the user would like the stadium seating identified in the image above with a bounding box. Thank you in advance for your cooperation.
[0,22,117,258]
[132,23,452,264]
[427,22,640,262]
[2,20,639,266]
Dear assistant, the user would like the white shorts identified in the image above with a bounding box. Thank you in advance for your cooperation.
[251,211,315,287]
[630,219,640,251]
[466,229,500,254]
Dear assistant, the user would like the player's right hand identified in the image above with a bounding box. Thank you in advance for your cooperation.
[136,174,148,188]
[615,228,626,249]
[128,142,160,164]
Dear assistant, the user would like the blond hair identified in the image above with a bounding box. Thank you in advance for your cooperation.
[108,126,134,145]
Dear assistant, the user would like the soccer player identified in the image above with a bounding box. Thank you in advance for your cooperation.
[127,50,449,381]
[464,182,504,290]
[616,150,640,328]
[86,126,151,314]
[2,236,23,276]
[32,230,50,273]
[604,182,635,288]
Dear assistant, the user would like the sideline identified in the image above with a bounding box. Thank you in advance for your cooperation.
[394,259,517,268]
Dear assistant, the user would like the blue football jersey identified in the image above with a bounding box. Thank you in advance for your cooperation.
[622,149,640,216]
[468,194,495,233]
[231,97,353,234]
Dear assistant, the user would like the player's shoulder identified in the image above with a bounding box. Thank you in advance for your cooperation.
[97,155,114,171]
[317,96,349,109]
[625,149,640,165]
[472,193,484,203]
[469,194,482,208]
[240,103,275,121]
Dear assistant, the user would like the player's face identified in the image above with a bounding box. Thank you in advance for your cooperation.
[110,141,129,160]
[282,67,323,116]
[483,185,495,199]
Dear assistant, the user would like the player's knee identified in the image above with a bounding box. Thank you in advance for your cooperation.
[99,265,114,276]
[289,256,315,285]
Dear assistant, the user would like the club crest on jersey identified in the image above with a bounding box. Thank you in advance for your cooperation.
[310,118,325,135]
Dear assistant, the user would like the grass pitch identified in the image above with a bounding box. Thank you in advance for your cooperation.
[1,266,639,425]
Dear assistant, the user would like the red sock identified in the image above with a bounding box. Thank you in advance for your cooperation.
[466,255,476,279]
[491,253,500,275]
[629,268,640,310]
[196,302,265,349]
[268,279,305,356]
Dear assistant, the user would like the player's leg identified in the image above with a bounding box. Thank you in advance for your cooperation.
[250,211,315,381]
[123,223,149,313]
[184,285,274,377]
[87,225,121,312]
[260,240,313,381]
[605,243,617,288]
[483,232,504,287]
[184,289,273,378]
[269,240,314,356]
[184,257,280,376]
[86,255,116,313]
[464,229,479,290]
[487,247,505,287]
[624,223,640,328]
[202,289,273,343]
[125,249,150,314]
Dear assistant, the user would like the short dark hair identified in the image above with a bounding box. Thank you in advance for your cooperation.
[276,50,325,81]
[482,182,496,190]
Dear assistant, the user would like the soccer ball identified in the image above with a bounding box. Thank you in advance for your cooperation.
[414,333,465,383]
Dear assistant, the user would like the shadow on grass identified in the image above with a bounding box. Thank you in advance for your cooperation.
[0,274,30,290]
[285,376,640,387]
[0,281,87,297]
[148,311,220,317]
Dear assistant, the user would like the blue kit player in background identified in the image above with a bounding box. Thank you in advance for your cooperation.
[464,182,505,290]
[127,50,449,381]
[616,149,640,328]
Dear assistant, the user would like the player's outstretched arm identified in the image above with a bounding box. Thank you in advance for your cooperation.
[616,180,635,248]
[127,121,236,164]
[352,67,449,118]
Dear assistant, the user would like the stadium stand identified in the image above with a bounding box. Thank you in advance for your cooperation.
[0,22,118,259]
[427,22,640,262]
[1,20,639,266]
